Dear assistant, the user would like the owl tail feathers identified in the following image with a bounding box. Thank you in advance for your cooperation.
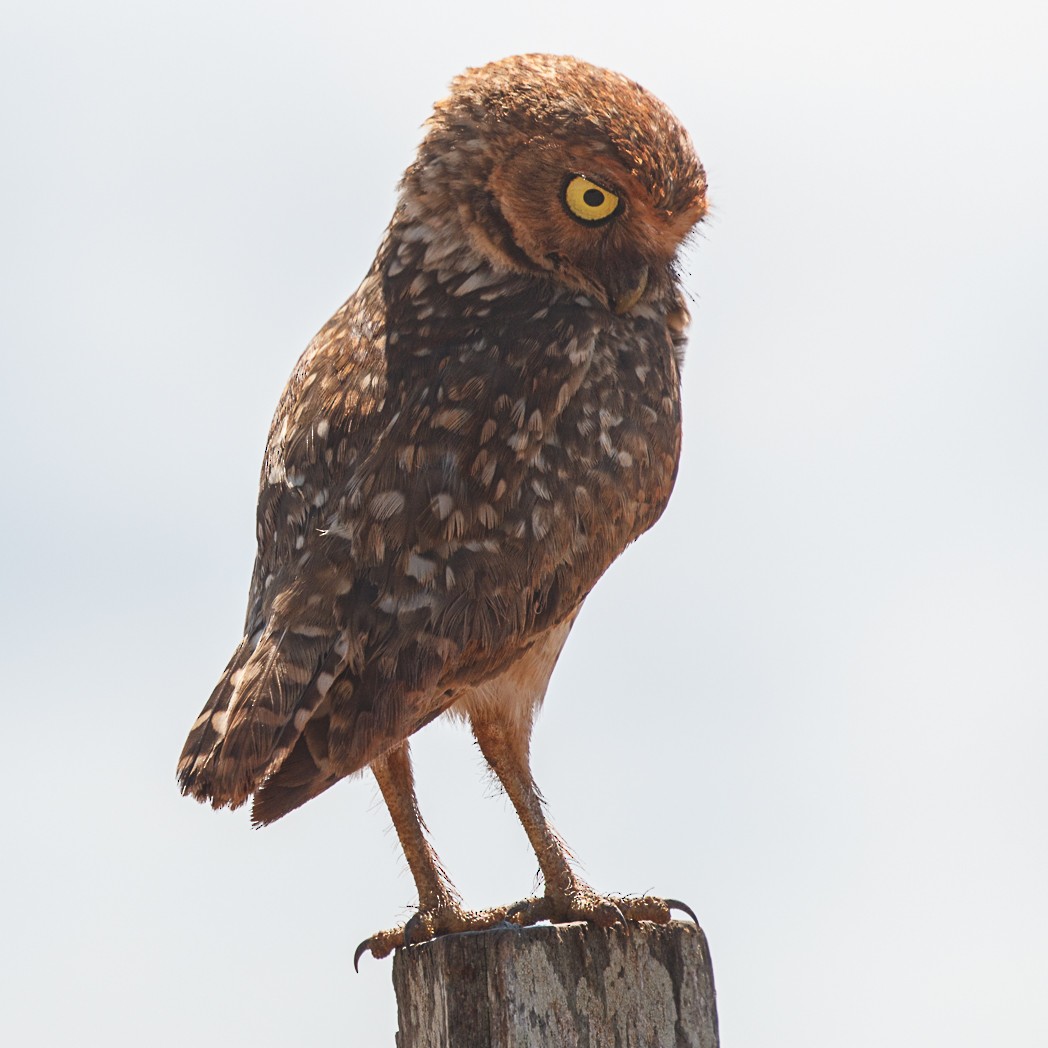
[177,624,338,814]
[250,733,342,826]
[177,638,257,807]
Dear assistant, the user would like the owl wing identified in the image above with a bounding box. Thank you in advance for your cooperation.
[178,270,393,809]
[179,258,681,822]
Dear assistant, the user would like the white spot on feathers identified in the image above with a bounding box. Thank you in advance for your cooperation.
[378,591,436,614]
[370,490,406,520]
[407,553,438,583]
[454,268,502,296]
[431,492,454,520]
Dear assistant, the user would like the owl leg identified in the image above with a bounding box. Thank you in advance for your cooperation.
[470,708,697,930]
[371,740,459,915]
[354,740,513,968]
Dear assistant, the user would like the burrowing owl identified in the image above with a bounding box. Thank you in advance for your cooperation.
[179,53,707,962]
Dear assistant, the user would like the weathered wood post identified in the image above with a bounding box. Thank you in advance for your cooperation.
[393,921,718,1048]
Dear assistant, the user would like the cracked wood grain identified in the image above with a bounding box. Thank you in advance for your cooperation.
[392,920,718,1048]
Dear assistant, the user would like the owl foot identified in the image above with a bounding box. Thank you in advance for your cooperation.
[353,902,514,970]
[505,889,699,930]
[353,892,699,969]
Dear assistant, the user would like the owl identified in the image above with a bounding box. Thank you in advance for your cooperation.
[178,53,707,963]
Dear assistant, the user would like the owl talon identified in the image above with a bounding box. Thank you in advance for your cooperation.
[403,911,428,948]
[602,900,629,931]
[665,898,700,926]
[505,896,550,925]
[353,924,407,971]
[355,902,519,967]
[353,937,373,973]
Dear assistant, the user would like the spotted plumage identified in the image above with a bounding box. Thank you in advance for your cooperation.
[179,53,707,958]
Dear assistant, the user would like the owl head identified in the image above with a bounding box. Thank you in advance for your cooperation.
[399,54,707,315]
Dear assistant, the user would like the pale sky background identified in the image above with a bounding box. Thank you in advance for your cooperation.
[2,1,1046,1045]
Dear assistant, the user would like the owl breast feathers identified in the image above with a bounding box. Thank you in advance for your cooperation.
[178,53,707,825]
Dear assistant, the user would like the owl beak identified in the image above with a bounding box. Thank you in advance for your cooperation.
[609,265,649,315]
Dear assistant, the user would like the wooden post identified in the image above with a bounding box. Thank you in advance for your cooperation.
[392,920,718,1048]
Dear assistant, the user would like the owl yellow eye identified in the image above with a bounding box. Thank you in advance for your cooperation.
[563,175,620,224]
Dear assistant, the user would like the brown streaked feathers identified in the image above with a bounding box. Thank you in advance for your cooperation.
[178,53,707,953]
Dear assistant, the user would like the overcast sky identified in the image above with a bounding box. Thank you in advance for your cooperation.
[2,1,1046,1045]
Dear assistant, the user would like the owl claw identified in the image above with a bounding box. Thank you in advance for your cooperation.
[403,912,427,948]
[353,937,373,973]
[353,925,407,971]
[505,896,550,924]
[665,898,700,926]
[504,900,526,922]
[352,893,698,971]
[505,892,639,931]
[354,904,513,969]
